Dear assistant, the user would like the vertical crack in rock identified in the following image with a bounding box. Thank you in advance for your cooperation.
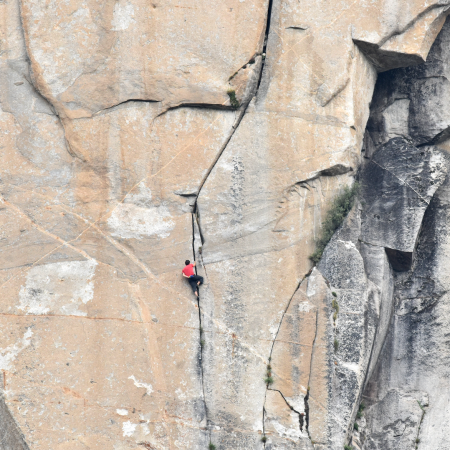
[261,277,306,440]
[196,104,250,199]
[304,306,320,440]
[256,0,274,90]
[262,406,267,449]
[195,0,273,202]
[191,213,208,440]
[415,402,427,449]
[268,387,304,417]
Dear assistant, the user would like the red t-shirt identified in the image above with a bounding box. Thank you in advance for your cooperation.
[182,264,195,277]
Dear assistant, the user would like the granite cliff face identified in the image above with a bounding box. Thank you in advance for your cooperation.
[2,0,450,449]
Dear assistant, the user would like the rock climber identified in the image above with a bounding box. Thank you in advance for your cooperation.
[182,260,203,297]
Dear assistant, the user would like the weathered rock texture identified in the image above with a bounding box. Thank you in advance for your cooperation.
[356,17,450,450]
[2,0,450,448]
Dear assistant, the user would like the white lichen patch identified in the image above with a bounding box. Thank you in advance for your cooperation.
[122,421,137,437]
[107,185,175,239]
[270,412,303,440]
[116,409,128,416]
[128,375,153,395]
[0,328,33,371]
[111,2,136,31]
[298,301,314,312]
[19,260,97,315]
[306,270,318,297]
[108,203,175,239]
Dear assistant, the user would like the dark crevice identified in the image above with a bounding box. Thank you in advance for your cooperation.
[194,211,208,279]
[268,387,305,433]
[187,0,275,445]
[291,164,353,190]
[191,213,208,440]
[262,406,267,449]
[261,275,306,441]
[385,247,413,272]
[303,389,309,433]
[85,99,162,119]
[175,192,198,198]
[256,0,274,91]
[286,25,308,31]
[195,209,205,246]
[152,101,246,125]
[304,304,319,440]
[228,53,260,82]
[266,277,304,362]
[415,403,427,450]
[196,105,249,200]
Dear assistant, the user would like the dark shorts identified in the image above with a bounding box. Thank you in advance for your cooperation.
[188,275,203,293]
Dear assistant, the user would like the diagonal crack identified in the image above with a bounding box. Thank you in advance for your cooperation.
[261,276,306,442]
[0,196,96,263]
[369,159,430,205]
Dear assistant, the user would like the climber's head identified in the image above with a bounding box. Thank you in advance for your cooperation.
[185,260,190,266]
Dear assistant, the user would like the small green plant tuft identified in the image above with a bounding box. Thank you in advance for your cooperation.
[416,438,420,444]
[266,364,273,379]
[261,435,267,443]
[332,291,337,297]
[227,89,240,109]
[344,445,353,450]
[334,339,339,352]
[200,339,205,348]
[333,311,338,323]
[359,402,366,412]
[265,376,274,386]
[310,183,360,264]
[417,400,425,412]
[332,299,339,313]
[353,423,359,431]
[209,443,216,450]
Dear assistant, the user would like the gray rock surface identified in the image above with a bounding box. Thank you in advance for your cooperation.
[360,138,447,257]
[361,389,427,450]
[358,16,450,450]
[0,395,30,449]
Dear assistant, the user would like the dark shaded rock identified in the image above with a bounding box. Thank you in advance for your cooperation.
[361,389,427,450]
[0,396,30,450]
[366,19,450,147]
[384,248,412,272]
[360,137,447,253]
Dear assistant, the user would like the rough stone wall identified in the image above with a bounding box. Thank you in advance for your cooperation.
[355,17,450,450]
[2,0,450,449]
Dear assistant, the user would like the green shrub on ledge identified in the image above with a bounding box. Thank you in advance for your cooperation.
[310,182,359,264]
[227,89,240,109]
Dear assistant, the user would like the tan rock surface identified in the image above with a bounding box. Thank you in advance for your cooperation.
[2,0,450,448]
[20,0,270,119]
